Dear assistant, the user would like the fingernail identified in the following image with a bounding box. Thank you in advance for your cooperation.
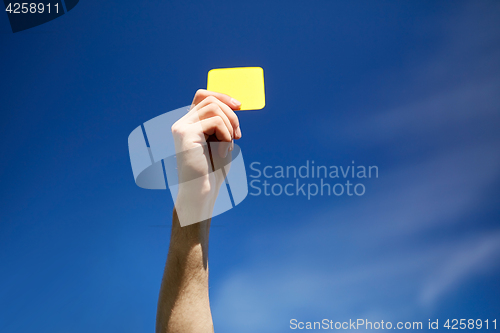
[236,126,242,139]
[230,98,241,108]
[229,140,234,151]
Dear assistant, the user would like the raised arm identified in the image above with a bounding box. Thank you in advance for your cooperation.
[155,90,242,333]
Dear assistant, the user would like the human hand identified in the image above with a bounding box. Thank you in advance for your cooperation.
[171,89,242,225]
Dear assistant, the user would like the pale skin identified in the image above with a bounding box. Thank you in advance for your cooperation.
[155,90,242,333]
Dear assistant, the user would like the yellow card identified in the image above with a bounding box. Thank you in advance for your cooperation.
[207,67,265,110]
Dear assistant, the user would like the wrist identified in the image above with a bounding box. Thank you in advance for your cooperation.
[174,181,220,227]
[170,208,211,255]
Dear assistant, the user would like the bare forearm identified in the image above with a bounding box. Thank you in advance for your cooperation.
[156,208,213,333]
[155,89,241,333]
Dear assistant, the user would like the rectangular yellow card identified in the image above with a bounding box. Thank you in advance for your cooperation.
[207,67,265,110]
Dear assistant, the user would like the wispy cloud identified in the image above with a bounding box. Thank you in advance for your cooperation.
[212,140,500,331]
[212,231,500,332]
[420,231,500,306]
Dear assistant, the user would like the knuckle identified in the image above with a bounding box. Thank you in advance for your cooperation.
[195,89,206,97]
[215,116,224,125]
[205,95,218,104]
[171,122,183,135]
[204,103,218,115]
[170,123,178,134]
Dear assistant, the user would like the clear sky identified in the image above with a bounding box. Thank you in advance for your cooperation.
[1,1,499,332]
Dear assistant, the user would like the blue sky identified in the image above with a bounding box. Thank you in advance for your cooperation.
[1,1,499,332]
